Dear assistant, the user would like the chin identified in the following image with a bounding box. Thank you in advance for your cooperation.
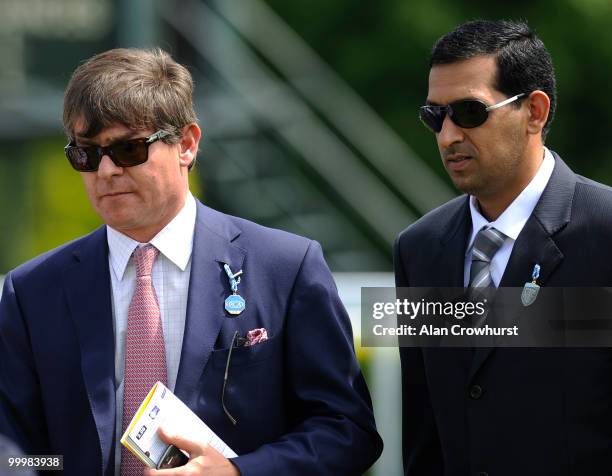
[452,181,475,195]
[102,214,138,231]
[452,177,486,196]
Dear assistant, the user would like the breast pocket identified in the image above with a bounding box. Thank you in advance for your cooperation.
[207,333,285,443]
[211,333,280,368]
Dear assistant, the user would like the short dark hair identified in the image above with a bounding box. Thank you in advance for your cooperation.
[430,20,556,139]
[63,48,197,143]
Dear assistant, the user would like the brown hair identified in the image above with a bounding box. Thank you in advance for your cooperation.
[63,47,197,143]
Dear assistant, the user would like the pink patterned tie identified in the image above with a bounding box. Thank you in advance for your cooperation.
[121,245,167,476]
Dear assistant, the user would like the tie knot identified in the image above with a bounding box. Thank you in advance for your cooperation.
[133,244,159,277]
[472,226,506,263]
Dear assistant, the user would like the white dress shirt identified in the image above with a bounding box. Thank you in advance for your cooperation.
[108,192,196,475]
[464,148,555,287]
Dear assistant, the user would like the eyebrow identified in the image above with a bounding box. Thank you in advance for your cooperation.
[425,96,484,106]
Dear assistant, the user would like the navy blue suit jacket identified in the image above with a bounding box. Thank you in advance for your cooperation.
[0,200,382,475]
[394,153,612,476]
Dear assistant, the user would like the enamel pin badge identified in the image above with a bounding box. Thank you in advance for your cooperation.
[521,264,541,307]
[223,264,245,316]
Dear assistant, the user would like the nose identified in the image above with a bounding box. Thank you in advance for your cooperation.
[436,114,464,149]
[97,154,123,179]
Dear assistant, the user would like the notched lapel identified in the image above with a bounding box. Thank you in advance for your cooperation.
[471,153,574,379]
[64,226,115,475]
[499,218,564,288]
[174,203,246,408]
[438,196,471,287]
[499,152,574,288]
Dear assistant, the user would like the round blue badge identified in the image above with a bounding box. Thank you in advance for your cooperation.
[225,294,246,316]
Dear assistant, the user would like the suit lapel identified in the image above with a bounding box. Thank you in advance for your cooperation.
[436,196,471,287]
[498,220,564,288]
[470,153,575,379]
[64,226,115,475]
[174,202,246,408]
[434,197,473,368]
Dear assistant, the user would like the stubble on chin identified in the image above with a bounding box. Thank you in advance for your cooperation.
[448,169,488,197]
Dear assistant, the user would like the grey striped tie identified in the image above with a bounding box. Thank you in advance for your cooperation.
[469,226,506,288]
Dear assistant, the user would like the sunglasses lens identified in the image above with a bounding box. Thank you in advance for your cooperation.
[449,100,488,128]
[64,132,165,172]
[419,106,444,133]
[65,146,99,172]
[111,141,149,167]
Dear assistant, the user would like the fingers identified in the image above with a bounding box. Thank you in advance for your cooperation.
[142,448,236,476]
[143,455,205,476]
[157,426,207,457]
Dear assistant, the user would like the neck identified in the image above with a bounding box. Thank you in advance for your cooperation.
[122,226,168,244]
[476,144,545,221]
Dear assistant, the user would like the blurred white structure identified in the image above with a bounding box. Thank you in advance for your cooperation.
[334,272,401,476]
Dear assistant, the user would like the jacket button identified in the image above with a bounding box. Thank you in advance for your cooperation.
[469,384,483,399]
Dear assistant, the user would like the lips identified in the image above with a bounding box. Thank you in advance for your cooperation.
[445,154,473,172]
[100,191,132,198]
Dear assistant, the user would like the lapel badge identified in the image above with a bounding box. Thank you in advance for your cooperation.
[521,264,541,307]
[223,264,245,316]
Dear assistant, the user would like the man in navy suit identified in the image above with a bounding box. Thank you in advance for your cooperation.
[395,20,612,475]
[0,48,382,476]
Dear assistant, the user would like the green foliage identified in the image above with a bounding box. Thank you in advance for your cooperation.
[23,138,103,266]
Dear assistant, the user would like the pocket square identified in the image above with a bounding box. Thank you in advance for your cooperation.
[244,328,268,346]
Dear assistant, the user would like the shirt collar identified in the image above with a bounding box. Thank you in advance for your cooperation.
[466,147,555,254]
[107,192,197,280]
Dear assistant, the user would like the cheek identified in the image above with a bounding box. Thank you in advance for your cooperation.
[155,165,183,194]
[80,175,98,202]
[127,159,184,206]
[142,175,167,200]
[468,128,502,158]
[488,114,523,144]
[128,168,159,193]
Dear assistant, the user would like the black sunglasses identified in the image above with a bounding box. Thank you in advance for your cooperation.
[64,130,172,172]
[419,93,526,133]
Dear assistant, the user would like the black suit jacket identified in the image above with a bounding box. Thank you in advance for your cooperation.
[394,152,612,476]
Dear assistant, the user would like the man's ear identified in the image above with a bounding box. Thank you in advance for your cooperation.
[178,123,201,169]
[525,90,550,136]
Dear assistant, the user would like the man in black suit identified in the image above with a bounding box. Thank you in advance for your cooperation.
[394,20,612,475]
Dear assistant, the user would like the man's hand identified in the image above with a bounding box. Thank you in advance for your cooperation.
[143,427,240,476]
